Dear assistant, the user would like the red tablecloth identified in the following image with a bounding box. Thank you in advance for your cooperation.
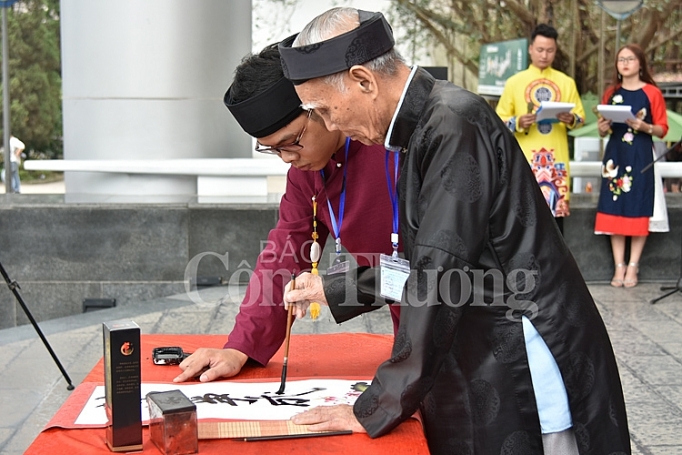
[26,333,429,454]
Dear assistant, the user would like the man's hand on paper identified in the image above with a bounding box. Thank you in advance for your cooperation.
[173,348,248,383]
[292,404,366,433]
[556,111,575,125]
[518,113,536,129]
[284,272,327,319]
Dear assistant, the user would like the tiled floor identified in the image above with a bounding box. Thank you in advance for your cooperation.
[1,283,681,454]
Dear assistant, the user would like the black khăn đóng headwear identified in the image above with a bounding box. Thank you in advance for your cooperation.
[278,10,394,85]
[224,77,303,138]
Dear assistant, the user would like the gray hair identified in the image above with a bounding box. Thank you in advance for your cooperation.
[293,7,405,91]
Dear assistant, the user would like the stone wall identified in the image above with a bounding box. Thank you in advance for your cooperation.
[0,201,277,329]
[1,194,681,329]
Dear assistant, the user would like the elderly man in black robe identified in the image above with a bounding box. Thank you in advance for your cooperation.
[279,7,630,455]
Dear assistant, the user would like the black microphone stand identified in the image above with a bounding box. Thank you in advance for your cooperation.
[0,260,75,390]
[650,276,682,305]
[641,137,682,174]
[647,138,682,304]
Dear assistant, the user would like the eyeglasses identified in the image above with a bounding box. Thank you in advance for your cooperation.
[617,56,637,64]
[255,110,312,155]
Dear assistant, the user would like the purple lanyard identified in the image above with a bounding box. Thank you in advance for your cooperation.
[385,150,400,256]
[320,137,350,254]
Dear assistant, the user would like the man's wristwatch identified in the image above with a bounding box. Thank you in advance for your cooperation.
[648,124,654,134]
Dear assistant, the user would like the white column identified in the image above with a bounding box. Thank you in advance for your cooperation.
[60,0,252,198]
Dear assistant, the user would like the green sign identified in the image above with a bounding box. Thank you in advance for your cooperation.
[478,38,528,96]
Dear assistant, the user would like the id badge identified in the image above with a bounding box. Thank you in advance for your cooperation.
[327,254,350,275]
[380,253,410,301]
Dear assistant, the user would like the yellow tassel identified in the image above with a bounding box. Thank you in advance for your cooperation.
[309,267,320,319]
[309,195,321,320]
[309,302,320,320]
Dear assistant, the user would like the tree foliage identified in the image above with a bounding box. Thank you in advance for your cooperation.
[387,0,682,96]
[1,0,61,158]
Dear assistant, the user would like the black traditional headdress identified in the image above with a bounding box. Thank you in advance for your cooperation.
[224,77,303,138]
[278,10,394,84]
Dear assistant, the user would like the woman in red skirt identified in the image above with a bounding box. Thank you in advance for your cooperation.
[595,43,668,288]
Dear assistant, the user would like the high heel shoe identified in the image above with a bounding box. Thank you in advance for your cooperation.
[610,262,626,287]
[624,262,639,288]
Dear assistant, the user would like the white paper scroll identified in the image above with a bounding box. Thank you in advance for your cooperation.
[75,379,371,425]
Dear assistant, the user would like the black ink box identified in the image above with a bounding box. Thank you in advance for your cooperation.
[146,389,198,455]
[103,319,143,452]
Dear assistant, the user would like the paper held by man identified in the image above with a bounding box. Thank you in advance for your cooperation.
[597,104,636,123]
[535,101,575,122]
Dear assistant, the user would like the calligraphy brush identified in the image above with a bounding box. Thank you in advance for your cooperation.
[276,272,296,395]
